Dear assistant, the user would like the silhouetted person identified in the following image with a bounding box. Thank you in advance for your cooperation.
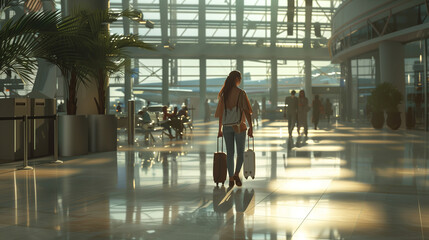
[325,98,333,124]
[116,103,122,113]
[177,105,188,118]
[297,90,309,137]
[171,106,183,139]
[57,101,65,112]
[284,90,298,138]
[252,100,260,127]
[161,106,174,139]
[312,94,322,130]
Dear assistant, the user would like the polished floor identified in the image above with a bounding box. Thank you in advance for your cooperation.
[0,119,428,239]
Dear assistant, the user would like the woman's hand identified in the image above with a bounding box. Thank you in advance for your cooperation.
[247,127,253,137]
[218,130,223,137]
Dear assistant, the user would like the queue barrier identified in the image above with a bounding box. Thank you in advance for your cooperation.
[0,115,61,170]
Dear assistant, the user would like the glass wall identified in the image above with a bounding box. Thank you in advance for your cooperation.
[404,41,425,130]
[350,56,377,120]
[277,60,305,103]
[311,61,341,118]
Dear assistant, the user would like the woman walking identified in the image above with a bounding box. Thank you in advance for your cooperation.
[297,90,309,137]
[215,70,253,188]
[312,94,322,130]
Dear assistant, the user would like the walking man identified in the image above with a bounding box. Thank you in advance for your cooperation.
[284,90,298,138]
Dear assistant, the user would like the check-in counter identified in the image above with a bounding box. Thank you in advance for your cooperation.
[0,98,30,162]
[29,98,56,158]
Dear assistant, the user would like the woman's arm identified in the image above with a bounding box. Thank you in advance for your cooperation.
[218,113,223,137]
[245,111,253,137]
[215,97,224,137]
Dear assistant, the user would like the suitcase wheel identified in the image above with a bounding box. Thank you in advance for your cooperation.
[252,176,255,179]
[245,176,248,179]
[216,182,219,187]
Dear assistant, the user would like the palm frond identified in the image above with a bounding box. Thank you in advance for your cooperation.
[0,10,61,82]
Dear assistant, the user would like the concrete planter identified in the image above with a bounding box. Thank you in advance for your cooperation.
[386,112,401,130]
[371,111,384,129]
[88,114,117,152]
[59,115,88,157]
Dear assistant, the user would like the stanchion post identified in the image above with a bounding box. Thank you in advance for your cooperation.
[51,115,63,164]
[18,115,33,170]
[128,100,135,145]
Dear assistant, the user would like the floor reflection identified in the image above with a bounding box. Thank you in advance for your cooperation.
[0,120,428,239]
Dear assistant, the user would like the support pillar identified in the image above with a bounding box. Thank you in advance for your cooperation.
[122,0,131,111]
[67,0,108,14]
[198,0,206,119]
[236,0,244,88]
[270,0,278,48]
[237,58,244,88]
[379,41,405,128]
[160,0,169,105]
[270,59,278,109]
[269,0,278,107]
[200,58,207,119]
[304,58,312,104]
[236,0,244,46]
[67,0,109,114]
[342,60,353,122]
[124,58,132,112]
[304,0,312,49]
[162,58,169,106]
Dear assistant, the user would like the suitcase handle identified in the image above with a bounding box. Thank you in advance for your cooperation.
[247,136,254,150]
[217,136,224,152]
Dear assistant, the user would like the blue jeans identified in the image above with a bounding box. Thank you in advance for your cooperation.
[223,126,246,177]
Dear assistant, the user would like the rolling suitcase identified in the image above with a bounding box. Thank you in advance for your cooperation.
[213,137,227,186]
[243,136,255,179]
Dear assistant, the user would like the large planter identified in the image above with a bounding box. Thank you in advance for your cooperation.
[386,112,401,130]
[59,115,88,156]
[88,114,117,152]
[371,111,384,129]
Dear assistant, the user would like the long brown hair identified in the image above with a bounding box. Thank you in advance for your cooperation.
[218,70,241,103]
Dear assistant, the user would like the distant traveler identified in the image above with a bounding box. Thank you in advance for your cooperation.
[297,90,309,137]
[57,101,65,112]
[138,108,152,141]
[284,90,298,138]
[325,98,333,124]
[116,103,122,113]
[252,100,260,127]
[161,106,174,139]
[215,70,253,188]
[312,94,322,130]
[178,105,188,118]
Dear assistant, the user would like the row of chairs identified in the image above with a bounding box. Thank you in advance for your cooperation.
[137,113,193,144]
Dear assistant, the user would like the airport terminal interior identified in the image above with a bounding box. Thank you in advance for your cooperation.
[1,0,429,239]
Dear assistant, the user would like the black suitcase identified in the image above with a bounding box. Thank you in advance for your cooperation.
[213,137,227,186]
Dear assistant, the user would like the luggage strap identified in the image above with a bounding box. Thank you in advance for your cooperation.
[247,136,254,150]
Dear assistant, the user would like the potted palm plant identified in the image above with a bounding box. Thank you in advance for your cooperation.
[77,9,153,152]
[0,1,60,84]
[367,83,387,129]
[384,83,403,130]
[367,82,403,130]
[38,13,95,156]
